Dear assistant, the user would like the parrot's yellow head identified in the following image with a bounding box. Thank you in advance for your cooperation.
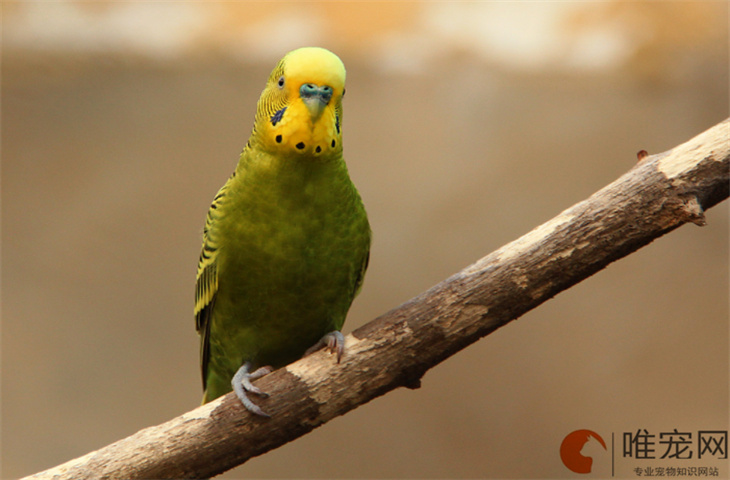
[251,47,346,158]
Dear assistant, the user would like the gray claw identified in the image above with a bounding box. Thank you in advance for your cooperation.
[305,331,345,363]
[232,362,273,417]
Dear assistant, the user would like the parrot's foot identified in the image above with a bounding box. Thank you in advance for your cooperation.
[304,330,345,363]
[232,362,273,417]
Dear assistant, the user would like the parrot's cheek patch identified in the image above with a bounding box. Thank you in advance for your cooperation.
[270,107,287,127]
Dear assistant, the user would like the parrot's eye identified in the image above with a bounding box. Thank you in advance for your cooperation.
[342,88,346,97]
[277,76,285,89]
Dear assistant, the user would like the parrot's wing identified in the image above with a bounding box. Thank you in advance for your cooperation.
[195,186,226,390]
[195,257,216,391]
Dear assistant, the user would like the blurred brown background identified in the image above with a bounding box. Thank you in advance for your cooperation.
[2,2,728,479]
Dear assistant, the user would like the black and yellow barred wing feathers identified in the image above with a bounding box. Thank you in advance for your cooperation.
[195,178,231,390]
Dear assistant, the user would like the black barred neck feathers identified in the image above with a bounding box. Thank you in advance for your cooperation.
[247,47,346,160]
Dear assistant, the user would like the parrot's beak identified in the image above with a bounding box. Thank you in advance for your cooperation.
[300,83,333,121]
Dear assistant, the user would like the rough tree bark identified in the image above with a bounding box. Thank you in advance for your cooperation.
[23,118,729,480]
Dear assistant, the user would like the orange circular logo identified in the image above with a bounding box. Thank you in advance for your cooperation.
[560,429,607,474]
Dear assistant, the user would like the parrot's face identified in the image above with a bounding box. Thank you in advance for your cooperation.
[254,47,346,158]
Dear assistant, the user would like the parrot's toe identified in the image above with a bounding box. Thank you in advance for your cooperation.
[304,330,345,363]
[232,362,273,417]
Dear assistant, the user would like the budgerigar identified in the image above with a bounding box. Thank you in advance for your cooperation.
[195,47,371,417]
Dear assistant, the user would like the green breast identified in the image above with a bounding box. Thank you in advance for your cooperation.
[208,149,370,378]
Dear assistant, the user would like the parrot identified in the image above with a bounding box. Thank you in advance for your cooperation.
[195,47,371,417]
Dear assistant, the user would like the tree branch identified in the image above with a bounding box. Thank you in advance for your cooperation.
[23,118,729,480]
